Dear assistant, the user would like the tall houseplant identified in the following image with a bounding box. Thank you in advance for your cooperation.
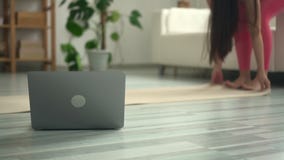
[60,0,142,71]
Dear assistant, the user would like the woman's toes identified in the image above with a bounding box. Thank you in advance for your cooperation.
[241,80,261,91]
[225,80,241,89]
[240,83,254,90]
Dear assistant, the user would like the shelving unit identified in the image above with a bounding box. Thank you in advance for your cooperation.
[0,0,56,73]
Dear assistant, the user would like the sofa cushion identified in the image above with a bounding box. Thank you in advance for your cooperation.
[167,8,210,34]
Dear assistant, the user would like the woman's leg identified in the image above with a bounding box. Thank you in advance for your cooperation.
[211,58,224,84]
[235,28,252,71]
[261,0,284,70]
[241,0,284,90]
[261,16,273,71]
[226,5,252,88]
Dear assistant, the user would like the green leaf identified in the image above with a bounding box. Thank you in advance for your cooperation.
[68,2,77,9]
[69,64,79,71]
[66,20,84,37]
[96,0,113,12]
[129,10,143,29]
[61,43,82,71]
[75,54,83,70]
[83,7,95,20]
[64,48,77,63]
[59,0,67,6]
[68,10,78,21]
[85,39,98,49]
[129,16,143,29]
[67,1,94,21]
[68,0,88,9]
[108,53,112,64]
[111,32,120,42]
[61,43,76,53]
[61,44,69,53]
[77,0,88,8]
[65,52,75,63]
[131,10,142,18]
[108,10,120,23]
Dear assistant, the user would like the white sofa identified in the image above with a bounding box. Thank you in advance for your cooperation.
[152,8,284,73]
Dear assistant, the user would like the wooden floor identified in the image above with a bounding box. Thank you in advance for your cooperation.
[1,68,284,160]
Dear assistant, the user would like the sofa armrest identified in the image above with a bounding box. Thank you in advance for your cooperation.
[152,10,170,36]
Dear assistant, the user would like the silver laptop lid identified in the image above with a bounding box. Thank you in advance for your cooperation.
[27,70,125,130]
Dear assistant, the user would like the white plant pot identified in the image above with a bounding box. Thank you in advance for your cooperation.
[86,49,109,71]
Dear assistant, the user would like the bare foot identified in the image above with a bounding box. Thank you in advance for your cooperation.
[241,79,261,91]
[225,76,251,89]
[242,71,271,91]
[211,69,223,84]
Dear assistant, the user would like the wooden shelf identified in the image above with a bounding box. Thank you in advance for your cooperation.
[0,0,56,73]
[16,25,50,30]
[0,25,50,29]
[0,57,10,62]
[16,58,50,62]
[0,25,10,28]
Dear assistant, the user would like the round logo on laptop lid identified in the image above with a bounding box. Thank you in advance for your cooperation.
[71,95,86,108]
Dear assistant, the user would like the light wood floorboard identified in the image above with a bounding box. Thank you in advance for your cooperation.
[0,68,284,160]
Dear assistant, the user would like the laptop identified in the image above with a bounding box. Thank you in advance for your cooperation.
[27,70,126,130]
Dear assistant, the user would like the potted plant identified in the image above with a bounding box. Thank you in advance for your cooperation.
[60,0,142,71]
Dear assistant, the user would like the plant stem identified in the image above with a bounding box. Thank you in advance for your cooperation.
[101,11,107,50]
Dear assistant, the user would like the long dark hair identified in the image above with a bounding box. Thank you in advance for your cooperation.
[208,0,239,64]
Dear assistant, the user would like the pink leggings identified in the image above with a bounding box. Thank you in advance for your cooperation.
[235,0,284,71]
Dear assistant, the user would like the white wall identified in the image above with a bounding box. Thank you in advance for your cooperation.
[56,0,176,66]
[188,0,276,27]
[190,0,208,8]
